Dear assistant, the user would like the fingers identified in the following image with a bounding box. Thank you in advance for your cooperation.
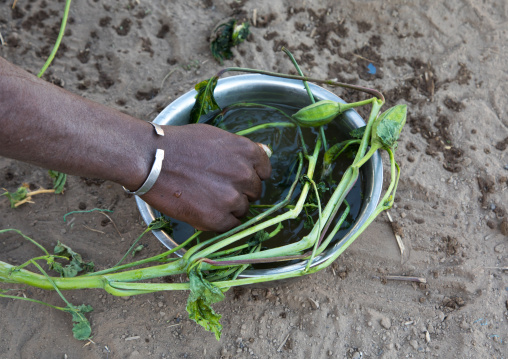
[231,194,250,218]
[252,142,272,181]
[242,171,263,202]
[256,143,272,158]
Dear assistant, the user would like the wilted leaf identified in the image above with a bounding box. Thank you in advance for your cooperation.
[210,19,249,64]
[189,77,220,123]
[186,267,225,340]
[2,186,28,208]
[64,304,93,341]
[52,241,94,277]
[48,170,67,194]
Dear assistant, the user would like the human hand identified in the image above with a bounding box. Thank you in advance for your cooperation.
[139,124,271,232]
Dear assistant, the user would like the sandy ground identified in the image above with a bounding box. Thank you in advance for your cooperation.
[1,0,507,358]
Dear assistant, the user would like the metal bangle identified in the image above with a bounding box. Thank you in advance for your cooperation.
[122,122,165,196]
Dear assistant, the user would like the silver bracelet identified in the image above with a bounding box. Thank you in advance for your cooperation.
[123,122,165,196]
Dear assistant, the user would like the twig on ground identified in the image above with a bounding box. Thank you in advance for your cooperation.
[353,53,380,64]
[82,225,105,235]
[99,212,124,240]
[277,330,293,352]
[374,275,427,284]
[385,211,405,260]
[160,68,178,89]
[125,336,140,341]
[12,0,18,9]
[0,32,4,46]
[252,9,257,27]
[82,338,96,347]
[13,188,56,208]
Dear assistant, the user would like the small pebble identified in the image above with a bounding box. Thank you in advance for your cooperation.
[380,317,391,329]
[494,243,504,253]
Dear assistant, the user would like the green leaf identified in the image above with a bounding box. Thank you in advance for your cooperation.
[189,77,220,123]
[148,217,173,235]
[64,304,93,341]
[231,21,250,45]
[248,230,270,247]
[322,140,357,178]
[349,126,366,139]
[48,170,67,194]
[131,245,144,257]
[186,266,225,340]
[2,187,28,208]
[210,19,249,64]
[371,104,407,149]
[52,241,94,277]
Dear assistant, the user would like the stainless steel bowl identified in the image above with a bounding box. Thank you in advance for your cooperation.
[136,74,383,278]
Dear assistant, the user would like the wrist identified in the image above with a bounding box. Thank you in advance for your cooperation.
[122,123,165,195]
[113,120,161,191]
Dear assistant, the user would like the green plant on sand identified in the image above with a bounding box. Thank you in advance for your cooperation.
[0,47,406,341]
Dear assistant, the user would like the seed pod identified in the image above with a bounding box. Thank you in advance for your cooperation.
[291,100,343,127]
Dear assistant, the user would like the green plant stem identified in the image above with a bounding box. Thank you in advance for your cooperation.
[29,259,74,308]
[208,223,282,259]
[0,229,49,255]
[353,99,384,164]
[37,0,72,78]
[304,178,323,272]
[13,255,69,272]
[235,122,296,136]
[0,293,67,311]
[340,97,377,111]
[191,137,321,263]
[281,47,328,151]
[220,102,308,156]
[114,228,151,267]
[88,231,200,276]
[316,200,350,255]
[182,153,304,262]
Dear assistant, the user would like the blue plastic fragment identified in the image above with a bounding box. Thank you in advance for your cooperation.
[367,63,377,74]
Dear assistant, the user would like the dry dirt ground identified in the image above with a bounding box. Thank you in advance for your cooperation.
[1,0,507,358]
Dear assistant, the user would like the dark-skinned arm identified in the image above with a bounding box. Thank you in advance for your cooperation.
[0,57,271,232]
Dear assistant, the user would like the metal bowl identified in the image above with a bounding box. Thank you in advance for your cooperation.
[136,74,383,278]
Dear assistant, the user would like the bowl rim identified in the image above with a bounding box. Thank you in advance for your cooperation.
[135,74,383,278]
